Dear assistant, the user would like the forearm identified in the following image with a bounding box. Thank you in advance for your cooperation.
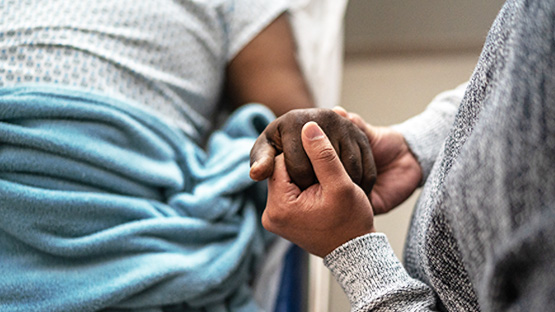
[324,233,439,312]
[392,83,466,181]
[225,13,315,117]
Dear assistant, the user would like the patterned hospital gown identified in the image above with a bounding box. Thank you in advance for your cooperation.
[0,0,288,141]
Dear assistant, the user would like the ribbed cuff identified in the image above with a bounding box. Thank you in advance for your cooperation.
[323,233,412,311]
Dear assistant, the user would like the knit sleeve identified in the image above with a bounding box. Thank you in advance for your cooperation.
[324,233,439,312]
[392,83,466,182]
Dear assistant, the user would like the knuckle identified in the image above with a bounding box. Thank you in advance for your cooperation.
[346,153,362,172]
[261,212,274,232]
[335,182,354,196]
[314,145,338,163]
[329,177,359,199]
[305,108,340,128]
[319,109,339,121]
[262,207,289,229]
[283,109,310,126]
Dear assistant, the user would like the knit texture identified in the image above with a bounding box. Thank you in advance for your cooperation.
[325,0,555,311]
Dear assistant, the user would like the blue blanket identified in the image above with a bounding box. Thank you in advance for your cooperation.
[0,85,275,312]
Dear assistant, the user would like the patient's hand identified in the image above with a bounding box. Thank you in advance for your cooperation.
[250,108,376,194]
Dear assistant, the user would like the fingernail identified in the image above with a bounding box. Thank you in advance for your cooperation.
[304,122,324,140]
[249,162,260,180]
[251,156,268,171]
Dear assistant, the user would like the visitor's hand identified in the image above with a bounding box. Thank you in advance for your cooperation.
[262,122,375,257]
[250,108,376,194]
[333,107,422,215]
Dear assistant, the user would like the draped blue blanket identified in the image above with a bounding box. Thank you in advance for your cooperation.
[0,86,274,312]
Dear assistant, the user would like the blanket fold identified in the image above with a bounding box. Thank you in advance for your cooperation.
[0,85,275,312]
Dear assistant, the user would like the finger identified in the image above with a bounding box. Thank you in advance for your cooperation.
[332,106,348,118]
[268,154,295,190]
[339,139,362,187]
[359,138,377,195]
[281,128,315,190]
[346,112,367,130]
[250,121,281,181]
[264,154,300,230]
[250,135,278,181]
[301,122,350,188]
[332,107,378,143]
[347,112,378,144]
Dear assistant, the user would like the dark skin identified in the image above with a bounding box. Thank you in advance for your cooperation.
[225,13,313,116]
[250,108,377,194]
[227,14,376,193]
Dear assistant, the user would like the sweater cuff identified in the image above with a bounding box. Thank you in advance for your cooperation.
[323,233,412,311]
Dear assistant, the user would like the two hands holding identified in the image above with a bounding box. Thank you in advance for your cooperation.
[249,108,422,257]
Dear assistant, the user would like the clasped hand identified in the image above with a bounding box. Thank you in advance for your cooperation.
[261,121,376,257]
[250,108,422,257]
[250,108,376,193]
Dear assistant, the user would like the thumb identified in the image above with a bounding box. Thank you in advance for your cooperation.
[267,154,300,197]
[301,122,350,188]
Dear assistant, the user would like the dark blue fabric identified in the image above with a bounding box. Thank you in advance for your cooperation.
[0,85,275,312]
[274,245,305,312]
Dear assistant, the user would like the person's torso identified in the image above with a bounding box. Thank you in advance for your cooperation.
[0,0,231,141]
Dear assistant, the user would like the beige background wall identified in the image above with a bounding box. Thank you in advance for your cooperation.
[344,0,506,55]
[325,1,505,311]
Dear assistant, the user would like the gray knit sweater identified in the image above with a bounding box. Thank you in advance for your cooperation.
[324,1,555,311]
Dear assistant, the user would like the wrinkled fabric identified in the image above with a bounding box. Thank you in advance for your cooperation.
[0,85,274,312]
[0,0,289,140]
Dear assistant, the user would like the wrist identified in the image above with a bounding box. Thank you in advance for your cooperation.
[402,136,424,186]
[323,227,376,258]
